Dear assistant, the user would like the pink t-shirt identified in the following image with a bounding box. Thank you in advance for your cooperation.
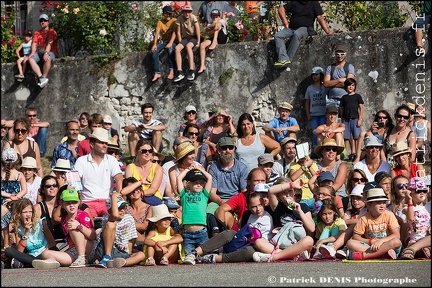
[61,210,93,248]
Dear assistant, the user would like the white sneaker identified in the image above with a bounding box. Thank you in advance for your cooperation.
[32,258,60,269]
[252,252,271,262]
[38,77,49,88]
[107,258,126,268]
[182,253,196,265]
[293,250,309,261]
[336,247,348,259]
[319,245,336,259]
[312,250,323,259]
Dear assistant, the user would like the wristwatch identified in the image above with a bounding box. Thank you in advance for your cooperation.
[76,224,84,231]
[21,234,29,240]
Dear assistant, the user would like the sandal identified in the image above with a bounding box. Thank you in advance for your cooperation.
[420,247,431,259]
[160,256,169,266]
[145,257,156,266]
[69,256,87,268]
[400,248,415,260]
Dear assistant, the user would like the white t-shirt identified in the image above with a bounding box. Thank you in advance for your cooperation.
[23,176,42,205]
[247,210,274,240]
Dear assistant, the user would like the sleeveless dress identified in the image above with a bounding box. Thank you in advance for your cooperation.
[235,133,265,173]
[1,173,21,205]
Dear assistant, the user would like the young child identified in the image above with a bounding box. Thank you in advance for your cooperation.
[339,78,364,161]
[312,199,347,259]
[9,198,74,269]
[197,9,228,74]
[14,30,33,81]
[162,196,182,233]
[151,5,177,81]
[20,157,41,205]
[346,187,402,260]
[143,204,183,266]
[313,183,344,220]
[94,192,145,268]
[246,191,274,241]
[400,177,431,259]
[305,66,328,149]
[1,148,27,247]
[173,5,201,82]
[177,167,213,264]
[60,188,97,268]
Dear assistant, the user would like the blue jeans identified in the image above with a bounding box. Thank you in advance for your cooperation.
[311,115,327,148]
[36,127,48,157]
[152,42,176,73]
[274,26,308,61]
[182,227,209,255]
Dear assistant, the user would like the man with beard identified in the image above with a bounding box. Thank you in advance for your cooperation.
[272,137,297,179]
[207,137,248,216]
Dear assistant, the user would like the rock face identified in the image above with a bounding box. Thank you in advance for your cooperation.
[1,27,430,156]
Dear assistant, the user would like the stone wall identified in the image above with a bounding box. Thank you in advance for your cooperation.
[1,27,430,156]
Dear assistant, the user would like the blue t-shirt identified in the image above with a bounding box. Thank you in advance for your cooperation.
[267,117,299,143]
[208,159,248,199]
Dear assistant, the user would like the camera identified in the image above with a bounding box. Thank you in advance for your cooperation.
[378,122,385,128]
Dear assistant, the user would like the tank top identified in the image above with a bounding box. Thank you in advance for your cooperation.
[236,133,265,172]
[317,160,347,198]
[392,163,419,179]
[129,163,162,199]
[126,203,151,224]
[10,139,37,159]
[384,130,412,163]
[38,201,65,240]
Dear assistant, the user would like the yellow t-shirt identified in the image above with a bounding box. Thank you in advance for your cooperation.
[289,162,318,200]
[128,163,162,199]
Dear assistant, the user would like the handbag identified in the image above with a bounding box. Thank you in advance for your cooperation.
[269,221,306,249]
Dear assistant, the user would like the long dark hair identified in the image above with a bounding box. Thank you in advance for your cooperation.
[236,113,256,138]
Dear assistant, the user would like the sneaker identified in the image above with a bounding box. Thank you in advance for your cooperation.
[252,252,271,262]
[182,253,196,265]
[415,46,425,56]
[96,254,111,268]
[273,59,291,68]
[200,254,217,264]
[11,258,25,269]
[107,258,126,268]
[38,77,49,88]
[186,69,195,81]
[32,258,60,270]
[173,71,185,82]
[312,250,323,260]
[293,250,310,261]
[319,245,337,259]
[336,247,348,259]
[347,250,363,260]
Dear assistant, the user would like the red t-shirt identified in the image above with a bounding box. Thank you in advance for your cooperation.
[226,190,249,225]
[33,28,58,56]
[77,138,91,157]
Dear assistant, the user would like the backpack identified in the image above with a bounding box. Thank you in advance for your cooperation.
[269,221,306,249]
[223,224,262,253]
[330,62,350,80]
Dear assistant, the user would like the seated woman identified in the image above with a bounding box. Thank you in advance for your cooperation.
[125,140,164,206]
[184,123,212,170]
[178,105,202,137]
[235,113,280,173]
[313,106,345,156]
[390,141,425,179]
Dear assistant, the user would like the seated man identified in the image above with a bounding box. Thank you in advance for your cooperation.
[124,103,166,158]
[207,137,249,216]
[262,102,299,144]
[26,107,50,157]
[52,120,81,170]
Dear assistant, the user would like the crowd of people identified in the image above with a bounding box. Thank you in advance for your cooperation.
[2,1,431,270]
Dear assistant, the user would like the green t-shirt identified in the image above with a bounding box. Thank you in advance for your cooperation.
[179,187,210,226]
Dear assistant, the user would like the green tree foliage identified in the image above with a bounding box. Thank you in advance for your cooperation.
[1,5,22,63]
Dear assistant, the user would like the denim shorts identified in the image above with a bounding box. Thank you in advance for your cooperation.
[182,227,208,255]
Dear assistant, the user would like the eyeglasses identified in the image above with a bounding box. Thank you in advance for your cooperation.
[377,116,387,119]
[44,184,59,189]
[27,114,37,117]
[186,111,196,115]
[221,146,235,151]
[140,149,153,154]
[39,19,48,22]
[396,183,409,190]
[352,177,367,183]
[80,117,88,121]
[324,147,338,152]
[152,159,161,164]
[335,53,346,57]
[188,132,199,136]
[108,150,119,155]
[396,114,410,120]
[14,128,28,134]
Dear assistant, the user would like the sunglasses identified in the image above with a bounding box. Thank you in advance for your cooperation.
[27,114,37,117]
[188,132,199,136]
[14,128,28,134]
[140,149,153,154]
[186,111,196,115]
[352,177,367,183]
[414,190,428,194]
[39,19,48,22]
[377,116,387,119]
[221,146,235,151]
[335,53,346,57]
[44,184,59,189]
[152,159,161,164]
[396,183,409,190]
[396,114,410,120]
[80,117,88,120]
[324,147,338,152]
[108,150,119,155]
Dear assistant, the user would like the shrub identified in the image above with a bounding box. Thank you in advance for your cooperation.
[1,6,22,64]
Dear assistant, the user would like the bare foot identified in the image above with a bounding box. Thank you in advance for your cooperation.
[167,70,174,80]
[152,73,162,82]
[198,67,206,74]
[208,44,217,50]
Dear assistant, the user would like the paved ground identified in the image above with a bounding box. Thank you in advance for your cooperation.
[1,260,430,287]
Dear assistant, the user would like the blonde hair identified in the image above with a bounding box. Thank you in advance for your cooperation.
[10,198,38,233]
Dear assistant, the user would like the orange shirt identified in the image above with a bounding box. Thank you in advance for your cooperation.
[245,1,259,14]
